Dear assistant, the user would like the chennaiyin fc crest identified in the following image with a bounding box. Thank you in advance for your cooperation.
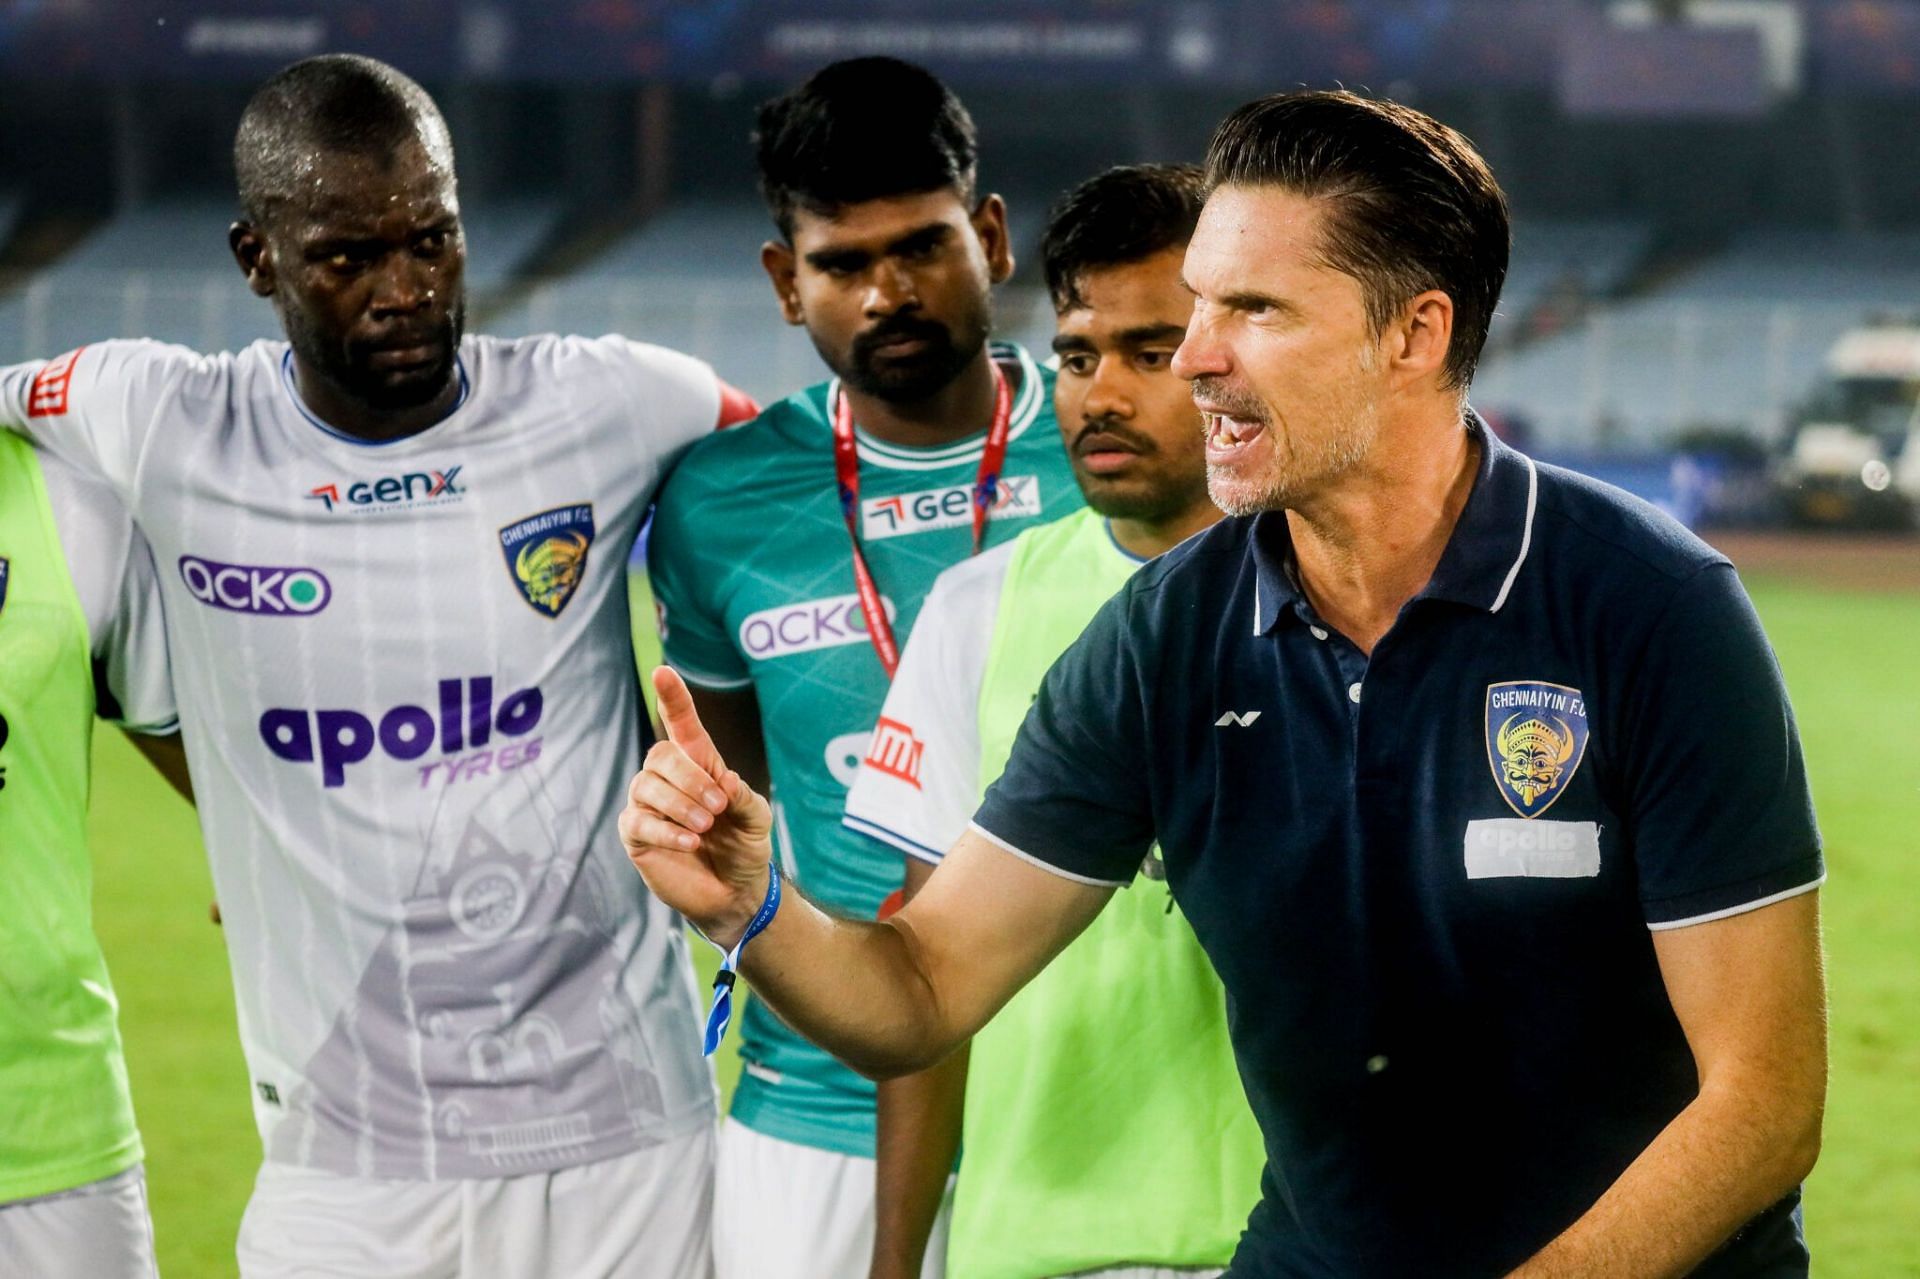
[1485,680,1591,818]
[499,503,595,619]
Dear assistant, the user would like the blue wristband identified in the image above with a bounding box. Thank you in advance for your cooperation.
[701,871,782,1057]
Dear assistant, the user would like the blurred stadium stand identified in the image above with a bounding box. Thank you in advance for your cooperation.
[9,0,1920,467]
[1477,230,1920,449]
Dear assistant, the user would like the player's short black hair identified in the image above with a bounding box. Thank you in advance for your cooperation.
[235,53,453,225]
[1041,164,1208,313]
[1206,90,1509,389]
[754,57,978,240]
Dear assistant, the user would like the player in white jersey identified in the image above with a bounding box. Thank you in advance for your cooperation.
[1,54,754,1277]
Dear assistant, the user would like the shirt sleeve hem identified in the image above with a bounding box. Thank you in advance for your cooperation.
[669,664,753,691]
[842,814,945,867]
[113,716,181,736]
[966,820,1131,888]
[1644,864,1825,931]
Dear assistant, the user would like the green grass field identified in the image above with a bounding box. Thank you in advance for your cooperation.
[83,575,1918,1276]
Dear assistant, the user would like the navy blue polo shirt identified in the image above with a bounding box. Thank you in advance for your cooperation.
[972,420,1823,1277]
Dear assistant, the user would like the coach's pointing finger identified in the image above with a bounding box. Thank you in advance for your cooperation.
[653,666,726,781]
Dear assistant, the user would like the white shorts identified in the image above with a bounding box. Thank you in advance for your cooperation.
[712,1118,950,1279]
[236,1123,714,1279]
[0,1164,159,1279]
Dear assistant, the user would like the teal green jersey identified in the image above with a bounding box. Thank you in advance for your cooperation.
[647,343,1080,1155]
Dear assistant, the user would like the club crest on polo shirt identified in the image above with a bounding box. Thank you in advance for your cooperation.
[1486,681,1591,818]
[499,503,595,618]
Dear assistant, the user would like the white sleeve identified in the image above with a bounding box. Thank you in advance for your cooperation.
[0,339,199,499]
[39,453,177,733]
[602,335,726,460]
[842,548,1007,865]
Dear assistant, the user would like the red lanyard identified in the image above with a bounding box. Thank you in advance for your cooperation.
[833,364,1013,680]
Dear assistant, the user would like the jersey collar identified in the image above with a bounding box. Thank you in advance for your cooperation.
[279,346,471,449]
[825,341,1043,472]
[1249,409,1539,635]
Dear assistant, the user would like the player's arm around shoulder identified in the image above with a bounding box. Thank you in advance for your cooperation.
[622,667,1113,1078]
[1,339,208,493]
[587,333,758,452]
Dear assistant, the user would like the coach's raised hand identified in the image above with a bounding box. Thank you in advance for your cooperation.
[621,667,775,947]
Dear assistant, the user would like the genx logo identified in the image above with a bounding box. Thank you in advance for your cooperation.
[261,676,542,788]
[307,466,463,514]
[180,556,331,616]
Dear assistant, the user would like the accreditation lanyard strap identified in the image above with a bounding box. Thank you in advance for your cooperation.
[832,366,1012,680]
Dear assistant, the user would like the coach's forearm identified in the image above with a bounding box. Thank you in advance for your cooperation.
[738,887,964,1079]
[1506,1073,1821,1277]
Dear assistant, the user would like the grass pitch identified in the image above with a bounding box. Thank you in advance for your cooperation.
[84,576,1918,1276]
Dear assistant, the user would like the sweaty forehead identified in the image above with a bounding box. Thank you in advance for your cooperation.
[278,145,458,233]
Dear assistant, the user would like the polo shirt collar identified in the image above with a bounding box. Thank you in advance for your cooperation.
[1249,409,1540,636]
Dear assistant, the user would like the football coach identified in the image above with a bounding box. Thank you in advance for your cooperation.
[622,90,1827,1278]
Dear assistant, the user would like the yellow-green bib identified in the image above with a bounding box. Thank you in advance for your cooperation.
[950,508,1264,1279]
[0,431,142,1201]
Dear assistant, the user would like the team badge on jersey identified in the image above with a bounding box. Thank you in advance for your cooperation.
[499,503,595,618]
[1485,680,1590,818]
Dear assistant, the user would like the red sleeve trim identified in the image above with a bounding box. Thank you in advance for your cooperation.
[714,379,759,431]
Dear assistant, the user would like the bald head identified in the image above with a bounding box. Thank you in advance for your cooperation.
[235,54,454,226]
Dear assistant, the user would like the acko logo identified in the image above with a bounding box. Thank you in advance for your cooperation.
[306,466,464,514]
[179,556,331,616]
[738,593,897,661]
[260,676,542,788]
[861,474,1041,541]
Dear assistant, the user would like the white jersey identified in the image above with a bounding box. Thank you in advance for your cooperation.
[841,541,1015,865]
[3,335,725,1180]
[38,453,175,734]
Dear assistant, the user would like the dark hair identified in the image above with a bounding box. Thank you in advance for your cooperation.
[1205,90,1509,389]
[754,57,977,240]
[235,54,451,224]
[1041,164,1207,312]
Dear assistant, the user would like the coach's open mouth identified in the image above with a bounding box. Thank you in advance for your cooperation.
[1203,412,1268,463]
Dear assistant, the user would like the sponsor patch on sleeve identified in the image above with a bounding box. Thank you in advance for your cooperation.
[863,716,925,789]
[27,347,85,418]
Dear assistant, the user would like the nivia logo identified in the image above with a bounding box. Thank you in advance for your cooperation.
[860,474,1042,541]
[180,556,331,616]
[1215,711,1262,727]
[739,593,898,661]
[306,466,464,514]
[260,676,542,787]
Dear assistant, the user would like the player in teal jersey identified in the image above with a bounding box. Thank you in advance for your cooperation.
[646,57,1081,1279]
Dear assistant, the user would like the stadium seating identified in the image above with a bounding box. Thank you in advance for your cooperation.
[1477,229,1920,449]
[0,197,562,363]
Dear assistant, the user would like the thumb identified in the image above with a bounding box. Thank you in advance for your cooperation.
[652,665,723,776]
[718,768,772,838]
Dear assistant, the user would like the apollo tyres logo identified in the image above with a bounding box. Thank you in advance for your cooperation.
[179,556,331,617]
[260,676,544,789]
[305,465,464,515]
[738,592,899,662]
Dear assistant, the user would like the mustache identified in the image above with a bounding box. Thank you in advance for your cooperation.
[1071,416,1159,456]
[850,315,952,360]
[1189,376,1269,421]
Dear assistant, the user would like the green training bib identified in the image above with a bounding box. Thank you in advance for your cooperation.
[0,431,142,1202]
[951,508,1265,1279]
